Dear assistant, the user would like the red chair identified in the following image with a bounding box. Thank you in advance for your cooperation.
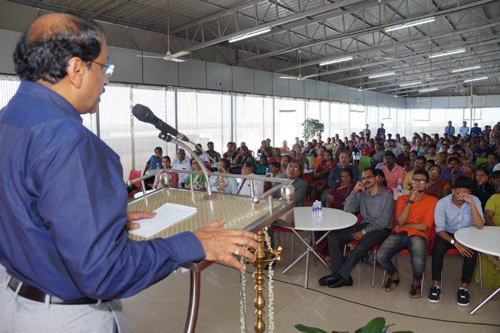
[274,197,308,264]
[127,170,142,198]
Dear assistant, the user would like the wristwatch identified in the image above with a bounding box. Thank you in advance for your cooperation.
[406,199,413,204]
[450,238,456,246]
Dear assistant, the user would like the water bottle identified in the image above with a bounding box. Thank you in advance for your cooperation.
[352,151,355,160]
[317,202,323,219]
[311,202,317,219]
[195,181,200,190]
[396,179,403,197]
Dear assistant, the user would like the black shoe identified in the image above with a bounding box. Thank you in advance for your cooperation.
[318,273,340,286]
[457,289,470,307]
[428,286,441,303]
[328,276,353,288]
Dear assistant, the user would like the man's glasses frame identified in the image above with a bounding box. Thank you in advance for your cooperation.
[91,61,114,78]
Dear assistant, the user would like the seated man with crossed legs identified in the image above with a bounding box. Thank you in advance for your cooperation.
[318,167,394,288]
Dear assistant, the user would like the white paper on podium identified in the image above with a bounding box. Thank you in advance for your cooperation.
[128,203,197,238]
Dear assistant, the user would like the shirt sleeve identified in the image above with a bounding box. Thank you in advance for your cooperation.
[344,191,360,214]
[34,135,205,300]
[293,182,307,206]
[485,196,498,212]
[472,195,485,222]
[328,169,336,188]
[395,196,406,219]
[434,199,446,233]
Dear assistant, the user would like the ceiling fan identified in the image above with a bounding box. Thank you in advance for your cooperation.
[374,0,395,61]
[280,49,305,80]
[136,0,190,62]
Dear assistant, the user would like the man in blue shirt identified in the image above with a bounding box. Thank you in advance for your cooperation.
[444,120,455,135]
[0,14,257,332]
[328,150,359,188]
[143,146,163,175]
[470,123,481,138]
[428,177,484,306]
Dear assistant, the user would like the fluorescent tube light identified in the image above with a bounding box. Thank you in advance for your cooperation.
[319,56,353,66]
[463,77,488,83]
[419,88,438,93]
[279,76,296,79]
[385,17,435,32]
[368,72,395,79]
[229,28,271,43]
[452,65,481,73]
[429,48,465,58]
[400,81,422,87]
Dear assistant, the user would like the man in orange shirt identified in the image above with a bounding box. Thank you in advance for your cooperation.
[377,169,438,299]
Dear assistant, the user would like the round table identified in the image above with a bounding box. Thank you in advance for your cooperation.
[455,226,500,315]
[280,207,357,288]
[391,188,410,201]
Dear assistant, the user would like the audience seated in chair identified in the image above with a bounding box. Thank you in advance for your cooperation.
[172,148,191,186]
[143,146,163,176]
[208,158,237,194]
[377,169,438,299]
[153,156,178,189]
[236,161,263,198]
[428,176,485,307]
[318,167,394,289]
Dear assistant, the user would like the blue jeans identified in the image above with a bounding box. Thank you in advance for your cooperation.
[377,232,428,281]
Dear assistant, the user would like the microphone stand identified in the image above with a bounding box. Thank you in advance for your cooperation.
[158,131,217,200]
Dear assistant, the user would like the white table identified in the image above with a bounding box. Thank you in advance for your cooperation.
[391,188,410,201]
[303,169,313,174]
[455,226,500,315]
[280,207,357,288]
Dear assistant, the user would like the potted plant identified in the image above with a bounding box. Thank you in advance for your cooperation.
[302,118,325,143]
[295,317,413,333]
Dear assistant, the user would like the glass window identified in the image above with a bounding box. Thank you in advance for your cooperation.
[234,94,273,152]
[275,97,305,146]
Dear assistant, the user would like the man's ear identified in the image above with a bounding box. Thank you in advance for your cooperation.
[66,57,85,89]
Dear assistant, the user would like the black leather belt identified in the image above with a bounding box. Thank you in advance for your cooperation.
[8,278,107,305]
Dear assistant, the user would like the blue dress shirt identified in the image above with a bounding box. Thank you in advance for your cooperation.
[470,127,481,138]
[444,126,455,135]
[434,194,483,234]
[0,81,205,300]
[148,155,162,171]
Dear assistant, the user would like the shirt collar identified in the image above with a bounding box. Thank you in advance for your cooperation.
[18,81,83,123]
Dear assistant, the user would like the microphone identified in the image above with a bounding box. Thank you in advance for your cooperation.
[132,104,190,142]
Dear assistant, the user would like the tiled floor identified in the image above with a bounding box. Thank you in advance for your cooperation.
[122,234,500,332]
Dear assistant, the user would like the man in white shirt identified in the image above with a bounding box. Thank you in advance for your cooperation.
[172,149,191,185]
[236,161,264,198]
[194,144,210,165]
[459,121,470,138]
[209,158,238,194]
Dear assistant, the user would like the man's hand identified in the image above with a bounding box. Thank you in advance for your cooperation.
[458,193,474,205]
[455,242,474,258]
[409,189,417,202]
[194,219,258,271]
[126,211,156,230]
[393,224,401,232]
[353,181,364,194]
[352,230,364,240]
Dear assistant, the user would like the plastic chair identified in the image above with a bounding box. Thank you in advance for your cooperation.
[358,156,371,172]
[475,157,488,168]
[127,170,142,198]
[274,197,307,264]
[306,156,313,169]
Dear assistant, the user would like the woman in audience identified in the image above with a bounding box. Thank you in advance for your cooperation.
[437,152,448,171]
[371,142,385,166]
[280,155,291,177]
[153,156,178,189]
[295,146,309,170]
[231,145,254,174]
[308,150,337,200]
[374,169,394,195]
[471,167,495,211]
[486,152,498,174]
[478,184,500,289]
[425,165,451,199]
[326,167,354,209]
[346,141,359,156]
[269,147,282,164]
[184,159,207,190]
[312,146,326,169]
[474,139,490,159]
[304,142,316,157]
[362,140,375,156]
[256,155,270,175]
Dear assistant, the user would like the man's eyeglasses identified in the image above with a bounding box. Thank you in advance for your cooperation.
[91,61,114,78]
[411,178,427,184]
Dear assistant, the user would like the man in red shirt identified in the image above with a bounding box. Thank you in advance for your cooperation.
[377,169,438,298]
[380,151,405,188]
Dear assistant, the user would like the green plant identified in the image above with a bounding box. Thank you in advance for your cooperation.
[302,118,325,143]
[295,317,413,333]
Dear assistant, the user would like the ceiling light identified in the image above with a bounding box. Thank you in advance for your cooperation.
[319,56,353,66]
[400,81,422,87]
[429,48,465,59]
[385,17,435,32]
[368,72,395,79]
[463,77,488,83]
[419,88,438,93]
[229,27,271,43]
[452,65,481,73]
[279,76,296,79]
